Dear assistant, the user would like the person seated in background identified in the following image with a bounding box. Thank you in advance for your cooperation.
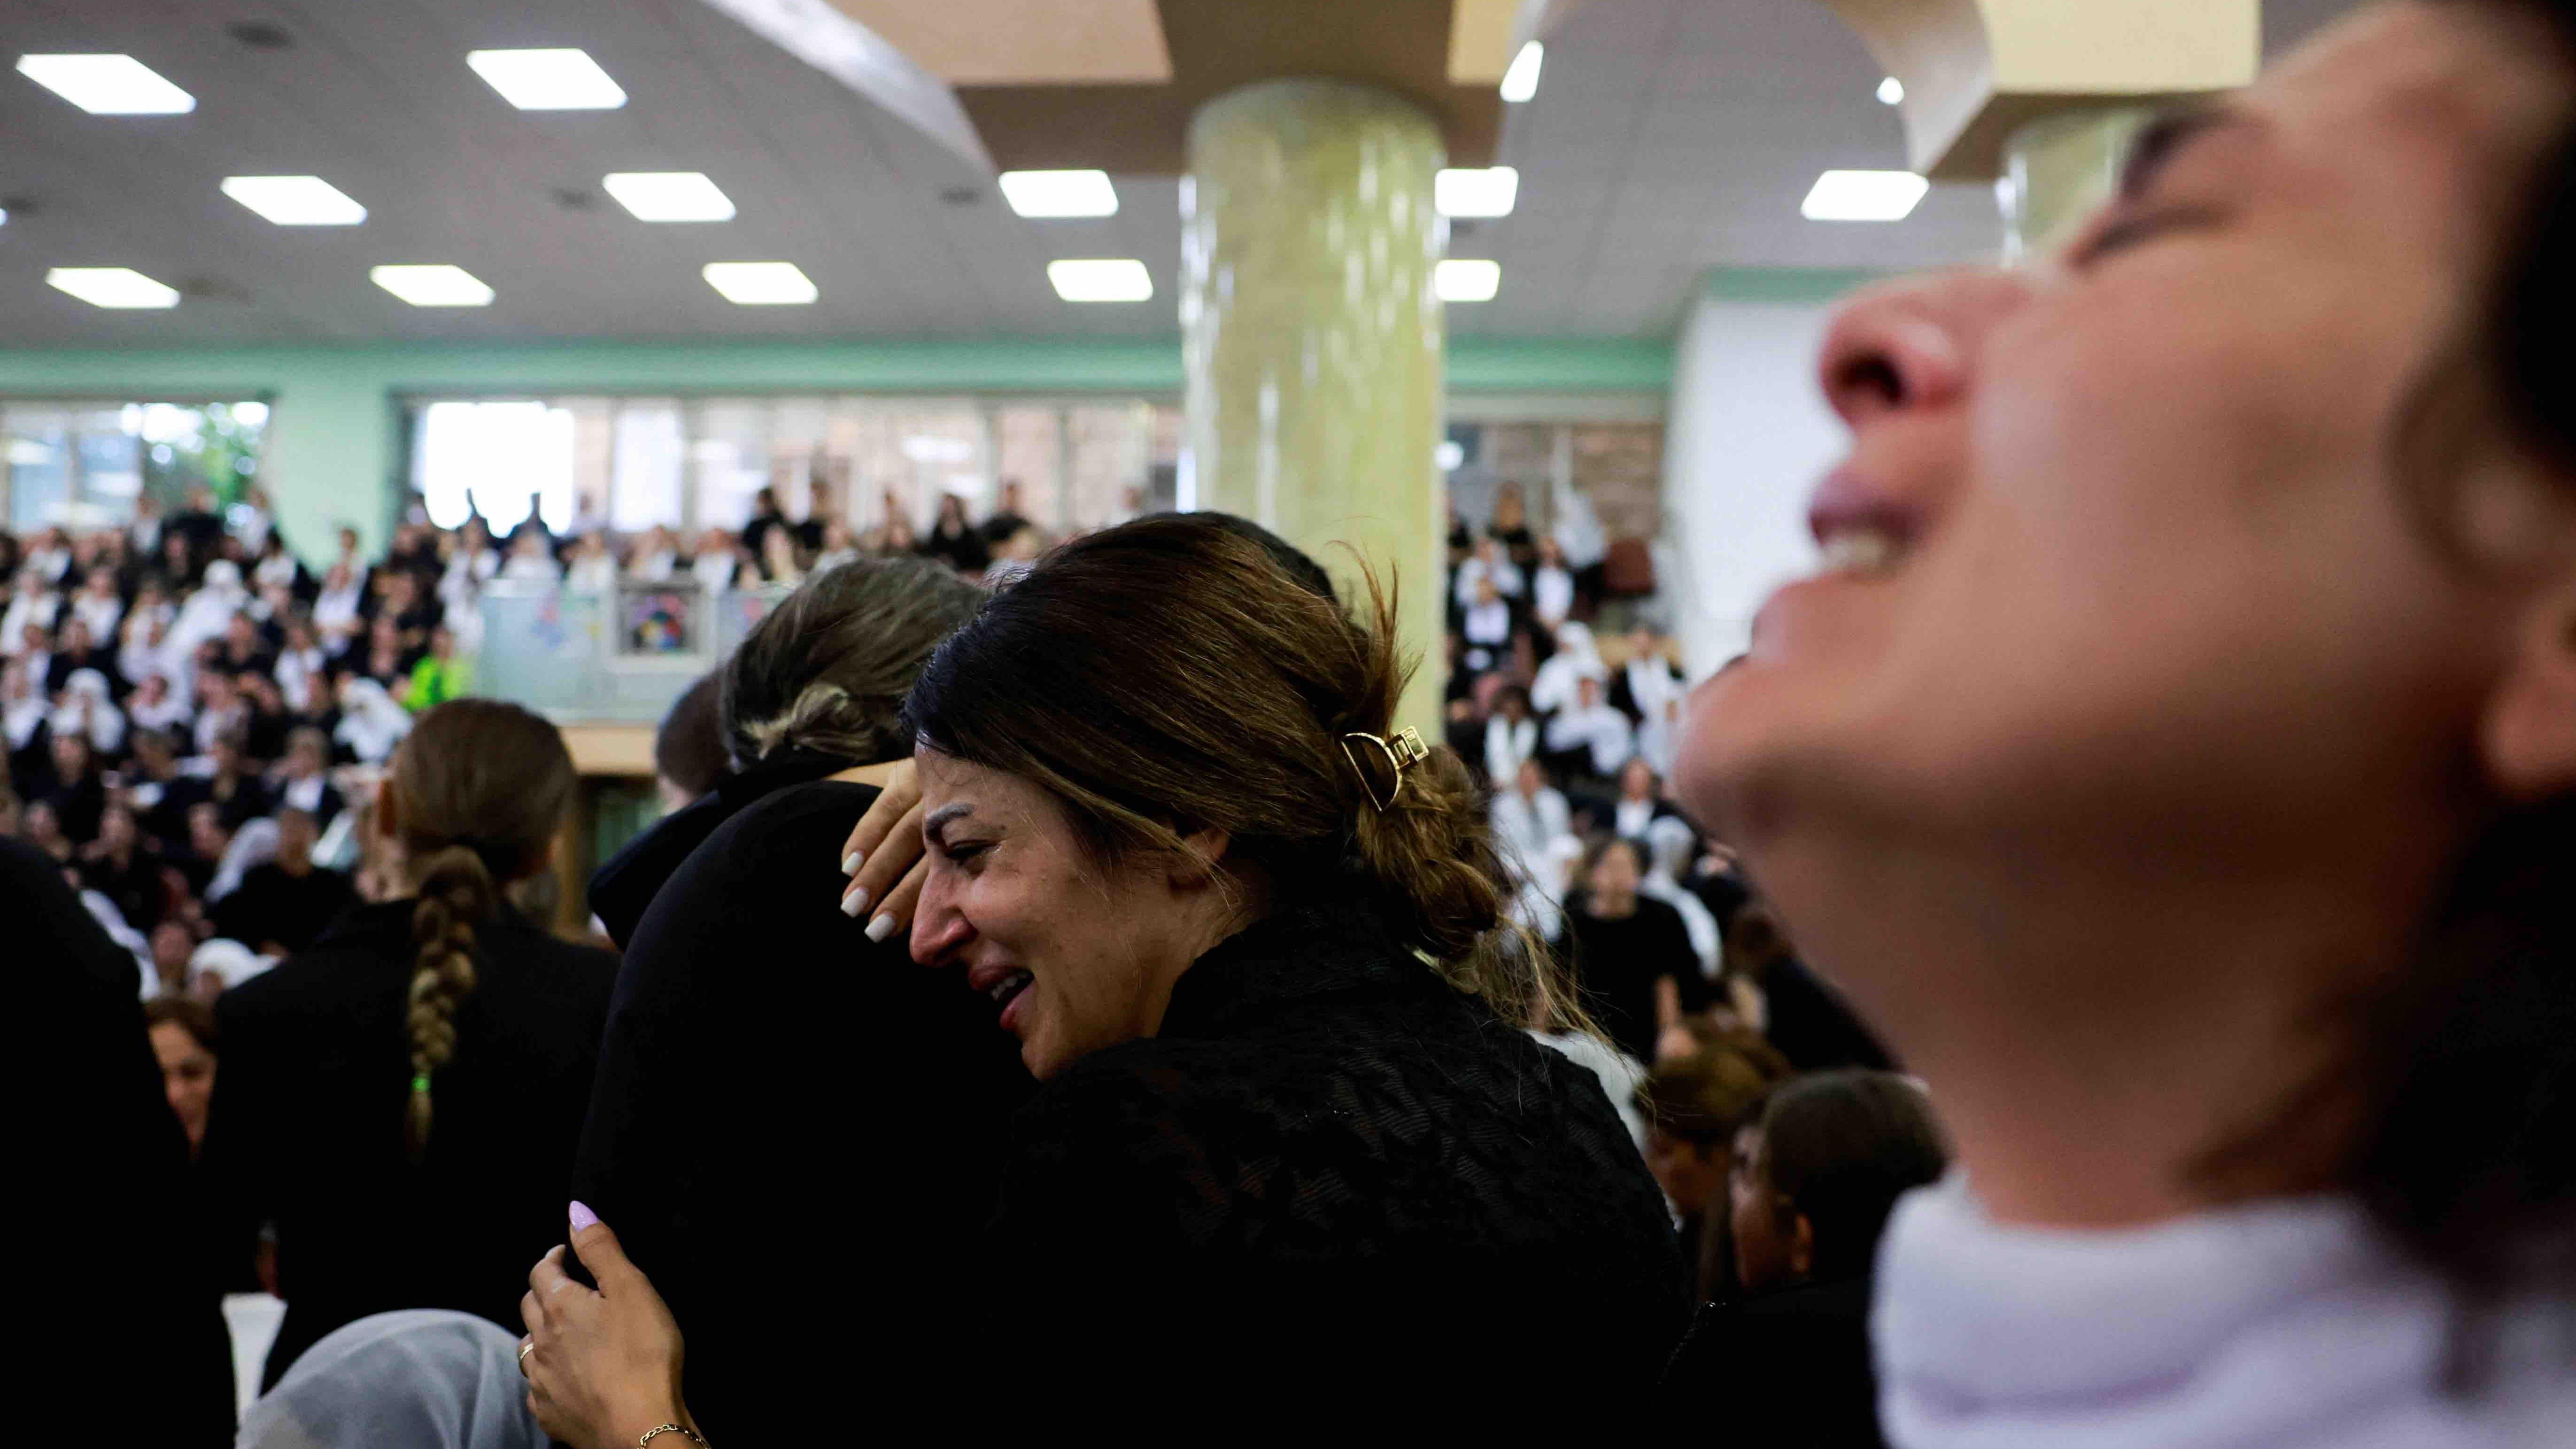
[1640,1034,1793,1299]
[40,728,106,844]
[500,527,562,585]
[1555,833,1703,1064]
[1722,896,1891,1073]
[1529,534,1577,635]
[978,477,1033,545]
[1483,683,1539,787]
[627,525,683,583]
[79,799,164,932]
[1663,1072,1947,1446]
[212,807,355,956]
[570,557,1029,1441]
[919,491,990,575]
[1543,672,1635,787]
[1642,814,1722,982]
[144,996,220,1160]
[689,529,741,594]
[272,726,345,829]
[586,673,730,949]
[1530,618,1605,716]
[1459,572,1515,674]
[1492,756,1574,890]
[564,531,619,593]
[1610,624,1682,724]
[200,730,273,831]
[1454,533,1524,609]
[1609,757,1679,845]
[202,700,617,1389]
[403,624,469,712]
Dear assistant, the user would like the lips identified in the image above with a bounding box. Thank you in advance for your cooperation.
[967,961,1035,1021]
[1806,466,1920,580]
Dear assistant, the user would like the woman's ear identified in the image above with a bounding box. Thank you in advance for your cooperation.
[373,779,403,840]
[1788,1211,1817,1281]
[1168,824,1233,890]
[2481,580,2576,800]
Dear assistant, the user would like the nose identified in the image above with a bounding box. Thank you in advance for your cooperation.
[1816,268,2028,430]
[909,870,973,967]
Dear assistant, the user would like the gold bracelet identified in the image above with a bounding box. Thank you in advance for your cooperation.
[637,1426,705,1448]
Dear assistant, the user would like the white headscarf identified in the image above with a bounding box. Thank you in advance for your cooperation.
[336,678,413,764]
[170,559,247,659]
[237,1310,548,1449]
[1529,621,1607,717]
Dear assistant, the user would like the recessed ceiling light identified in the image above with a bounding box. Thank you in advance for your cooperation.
[1802,170,1929,221]
[998,170,1119,218]
[1500,42,1543,103]
[15,54,196,115]
[371,264,494,307]
[46,267,180,309]
[221,175,366,225]
[602,172,735,222]
[1436,167,1519,218]
[1878,76,1905,106]
[466,49,627,110]
[1436,259,1501,302]
[703,262,817,304]
[1047,258,1153,303]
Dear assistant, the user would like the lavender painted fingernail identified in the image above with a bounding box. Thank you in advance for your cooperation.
[841,851,864,876]
[568,1201,598,1232]
[841,886,870,918]
[865,913,898,944]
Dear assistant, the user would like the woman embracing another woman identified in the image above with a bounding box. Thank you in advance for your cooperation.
[521,515,1686,1441]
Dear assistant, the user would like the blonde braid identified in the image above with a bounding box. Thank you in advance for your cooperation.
[405,844,496,1163]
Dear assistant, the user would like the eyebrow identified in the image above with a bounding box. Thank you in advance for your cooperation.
[2118,105,2262,201]
[922,802,974,845]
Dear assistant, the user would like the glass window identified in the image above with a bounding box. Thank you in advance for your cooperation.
[3,399,265,533]
[415,400,575,532]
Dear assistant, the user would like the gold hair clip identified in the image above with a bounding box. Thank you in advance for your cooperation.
[1340,726,1431,812]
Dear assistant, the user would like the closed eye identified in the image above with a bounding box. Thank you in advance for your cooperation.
[2070,203,2223,267]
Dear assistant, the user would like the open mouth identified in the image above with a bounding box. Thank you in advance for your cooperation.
[1815,522,1908,578]
[984,969,1034,1013]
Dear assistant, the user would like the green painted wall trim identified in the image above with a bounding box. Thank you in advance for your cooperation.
[0,333,1669,399]
[0,333,1669,565]
[1701,267,1890,306]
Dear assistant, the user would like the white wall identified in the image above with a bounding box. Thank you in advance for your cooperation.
[1659,284,1855,678]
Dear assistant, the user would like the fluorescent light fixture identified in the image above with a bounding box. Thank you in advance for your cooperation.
[1436,167,1519,219]
[46,268,180,309]
[1500,41,1543,103]
[1047,258,1153,303]
[371,264,494,306]
[221,175,366,225]
[1436,259,1501,302]
[1802,169,1929,222]
[15,54,195,114]
[1877,76,1905,106]
[703,262,817,304]
[998,170,1118,218]
[465,48,627,109]
[602,172,735,223]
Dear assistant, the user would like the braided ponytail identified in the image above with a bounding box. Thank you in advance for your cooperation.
[382,700,578,1165]
[405,845,496,1162]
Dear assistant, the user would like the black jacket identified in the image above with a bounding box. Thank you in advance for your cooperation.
[572,767,1033,1440]
[202,898,618,1387]
[1663,1275,1886,1446]
[9,838,236,1444]
[997,899,1691,1402]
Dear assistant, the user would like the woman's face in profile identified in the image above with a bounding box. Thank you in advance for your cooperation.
[1677,4,2574,982]
[910,750,1223,1077]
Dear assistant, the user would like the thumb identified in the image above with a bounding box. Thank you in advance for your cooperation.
[565,1201,635,1286]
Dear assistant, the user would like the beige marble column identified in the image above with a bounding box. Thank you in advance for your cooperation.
[1180,78,1447,731]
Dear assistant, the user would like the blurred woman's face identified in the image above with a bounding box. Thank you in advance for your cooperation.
[911,750,1237,1077]
[1588,840,1642,903]
[149,1022,216,1152]
[1728,1124,1801,1293]
[1677,5,2576,1014]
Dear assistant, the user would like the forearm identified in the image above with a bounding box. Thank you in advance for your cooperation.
[1654,975,1683,1030]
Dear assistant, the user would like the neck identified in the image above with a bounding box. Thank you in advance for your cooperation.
[1758,822,2454,1229]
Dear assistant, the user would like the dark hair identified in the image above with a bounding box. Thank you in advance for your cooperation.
[389,700,577,1163]
[653,673,731,798]
[1640,1031,1792,1148]
[144,996,217,1054]
[721,556,983,769]
[1754,1070,1949,1285]
[904,513,1585,1030]
[2310,0,2576,1292]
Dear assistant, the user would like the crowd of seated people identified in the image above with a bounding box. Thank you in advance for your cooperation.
[0,476,1101,999]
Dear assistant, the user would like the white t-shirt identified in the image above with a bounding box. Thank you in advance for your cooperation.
[1876,1177,2576,1449]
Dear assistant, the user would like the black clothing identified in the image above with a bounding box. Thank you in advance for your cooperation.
[573,771,1032,1440]
[205,770,273,831]
[996,899,1689,1402]
[1555,892,1702,1062]
[1763,955,1896,1072]
[202,899,619,1387]
[918,520,990,574]
[977,509,1031,545]
[584,749,840,950]
[10,838,236,1442]
[45,768,108,845]
[1662,1275,1887,1447]
[79,846,166,931]
[211,860,356,954]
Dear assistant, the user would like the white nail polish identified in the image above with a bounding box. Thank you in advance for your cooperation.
[839,889,867,919]
[841,851,864,876]
[865,913,898,943]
